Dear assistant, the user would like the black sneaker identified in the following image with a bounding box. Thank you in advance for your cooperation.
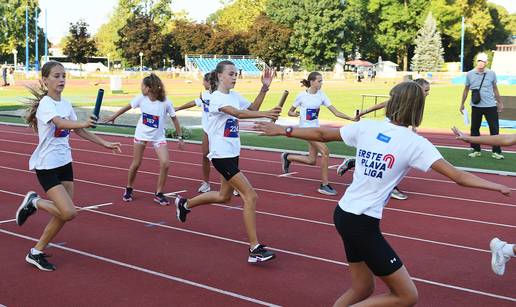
[16,191,39,226]
[25,252,56,271]
[248,244,276,263]
[281,152,291,173]
[123,187,133,202]
[154,192,170,206]
[174,196,190,223]
[337,158,356,176]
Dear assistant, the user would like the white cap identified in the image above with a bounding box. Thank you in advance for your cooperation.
[477,53,488,62]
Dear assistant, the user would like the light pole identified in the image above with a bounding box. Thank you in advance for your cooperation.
[12,49,18,67]
[139,52,143,78]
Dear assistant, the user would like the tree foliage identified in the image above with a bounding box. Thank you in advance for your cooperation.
[211,0,267,32]
[63,20,97,65]
[411,13,444,72]
[247,14,292,67]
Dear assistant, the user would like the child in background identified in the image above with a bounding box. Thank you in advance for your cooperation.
[174,73,212,193]
[104,73,184,205]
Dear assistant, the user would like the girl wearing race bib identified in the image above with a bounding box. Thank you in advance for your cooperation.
[281,72,356,196]
[104,73,184,205]
[16,61,121,271]
[255,81,510,306]
[174,73,212,193]
[174,61,281,263]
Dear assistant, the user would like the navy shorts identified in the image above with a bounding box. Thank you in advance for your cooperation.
[333,205,403,276]
[211,157,240,181]
[35,162,74,192]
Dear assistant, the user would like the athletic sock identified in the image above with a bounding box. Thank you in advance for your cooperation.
[31,248,43,255]
[184,202,190,210]
[251,244,260,251]
[31,197,40,209]
[502,244,516,257]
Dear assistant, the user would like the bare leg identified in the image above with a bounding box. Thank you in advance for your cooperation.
[201,132,210,182]
[154,143,169,193]
[311,141,330,185]
[127,143,146,188]
[333,262,375,307]
[34,182,76,251]
[352,266,418,307]
[286,142,318,165]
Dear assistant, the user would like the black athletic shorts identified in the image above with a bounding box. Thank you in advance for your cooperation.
[333,205,403,276]
[35,162,74,192]
[211,156,240,181]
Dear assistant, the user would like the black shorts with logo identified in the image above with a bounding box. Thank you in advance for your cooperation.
[333,205,403,276]
[211,156,240,181]
[35,162,74,192]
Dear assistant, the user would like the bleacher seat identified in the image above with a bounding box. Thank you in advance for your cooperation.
[187,57,261,76]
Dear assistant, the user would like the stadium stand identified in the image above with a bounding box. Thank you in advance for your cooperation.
[185,55,266,76]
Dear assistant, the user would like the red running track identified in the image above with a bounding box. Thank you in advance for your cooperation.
[0,124,515,306]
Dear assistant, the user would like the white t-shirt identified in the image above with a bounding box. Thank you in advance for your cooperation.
[338,120,442,219]
[194,90,211,132]
[293,90,332,128]
[131,94,176,141]
[206,90,251,159]
[29,96,78,170]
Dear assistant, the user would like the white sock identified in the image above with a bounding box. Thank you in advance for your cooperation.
[502,244,515,257]
[184,202,190,210]
[251,244,260,251]
[31,248,43,255]
[32,197,40,209]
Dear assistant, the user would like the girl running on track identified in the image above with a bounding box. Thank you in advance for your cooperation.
[281,71,357,196]
[174,73,212,193]
[256,81,510,305]
[174,61,281,263]
[452,127,516,275]
[16,60,121,271]
[337,78,431,200]
[103,73,184,205]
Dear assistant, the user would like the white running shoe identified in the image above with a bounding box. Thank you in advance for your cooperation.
[490,237,510,276]
[197,181,211,193]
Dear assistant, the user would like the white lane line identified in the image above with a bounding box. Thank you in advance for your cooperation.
[0,164,515,230]
[0,228,280,307]
[277,172,297,177]
[79,203,114,210]
[74,207,516,303]
[0,219,15,224]
[164,190,187,197]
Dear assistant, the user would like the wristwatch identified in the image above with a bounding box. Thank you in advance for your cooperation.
[285,126,293,137]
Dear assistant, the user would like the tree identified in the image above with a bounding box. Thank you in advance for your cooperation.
[247,14,292,67]
[170,20,213,56]
[63,20,97,67]
[205,30,250,55]
[116,10,171,68]
[0,1,50,65]
[211,0,267,32]
[411,13,444,72]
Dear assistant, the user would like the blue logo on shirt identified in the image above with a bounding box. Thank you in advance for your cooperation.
[223,119,239,138]
[142,113,159,128]
[376,133,391,143]
[306,108,320,120]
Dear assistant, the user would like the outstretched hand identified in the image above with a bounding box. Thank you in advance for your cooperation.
[104,141,122,153]
[451,126,468,143]
[253,121,284,136]
[102,115,115,124]
[263,106,282,121]
[261,68,276,87]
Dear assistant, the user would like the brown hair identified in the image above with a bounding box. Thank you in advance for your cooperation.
[385,82,426,127]
[25,61,65,132]
[413,78,429,87]
[142,73,166,101]
[300,71,322,88]
[208,60,235,92]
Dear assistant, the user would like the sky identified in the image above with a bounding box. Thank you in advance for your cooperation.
[38,0,515,44]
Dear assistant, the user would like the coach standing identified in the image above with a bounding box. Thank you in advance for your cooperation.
[460,52,504,159]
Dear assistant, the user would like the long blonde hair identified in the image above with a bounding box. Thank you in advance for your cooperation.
[385,81,426,127]
[25,61,64,132]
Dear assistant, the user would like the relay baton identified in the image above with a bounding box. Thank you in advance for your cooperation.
[91,89,104,128]
[272,90,289,123]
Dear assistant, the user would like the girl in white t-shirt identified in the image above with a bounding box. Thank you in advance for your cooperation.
[256,81,510,306]
[281,72,356,196]
[174,73,212,193]
[104,73,184,205]
[175,61,281,263]
[15,61,121,271]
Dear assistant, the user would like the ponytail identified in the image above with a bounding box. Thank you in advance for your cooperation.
[143,73,166,101]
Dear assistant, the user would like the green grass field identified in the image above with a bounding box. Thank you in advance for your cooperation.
[1,76,515,132]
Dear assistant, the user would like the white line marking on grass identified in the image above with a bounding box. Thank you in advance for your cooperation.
[76,208,516,303]
[0,228,281,307]
[278,172,297,177]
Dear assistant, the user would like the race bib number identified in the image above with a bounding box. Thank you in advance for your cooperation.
[306,108,320,120]
[223,119,239,138]
[142,113,159,128]
[54,128,70,138]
